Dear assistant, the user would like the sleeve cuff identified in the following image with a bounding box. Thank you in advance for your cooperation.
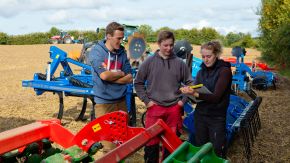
[181,96,188,104]
[143,98,151,105]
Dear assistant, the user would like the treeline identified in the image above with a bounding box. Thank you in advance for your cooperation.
[0,26,258,48]
[0,27,104,45]
[139,25,258,48]
[259,0,290,70]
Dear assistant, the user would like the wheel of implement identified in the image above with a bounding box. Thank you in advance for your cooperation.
[174,40,193,59]
[174,39,193,70]
[127,33,146,60]
[252,77,268,90]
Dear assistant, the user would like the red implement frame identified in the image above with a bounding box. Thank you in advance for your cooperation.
[0,111,182,162]
[95,119,182,162]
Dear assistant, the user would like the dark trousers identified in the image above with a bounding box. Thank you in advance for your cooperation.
[194,112,227,158]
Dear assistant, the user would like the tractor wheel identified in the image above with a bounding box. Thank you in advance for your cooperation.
[63,37,72,44]
[50,39,58,44]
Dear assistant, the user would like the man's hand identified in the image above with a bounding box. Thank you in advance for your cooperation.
[99,70,125,81]
[177,100,184,107]
[147,101,156,108]
[113,73,133,84]
[114,70,125,78]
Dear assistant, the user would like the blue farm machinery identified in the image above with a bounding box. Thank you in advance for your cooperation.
[22,46,136,124]
[230,46,277,91]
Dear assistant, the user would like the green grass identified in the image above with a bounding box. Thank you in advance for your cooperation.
[278,68,290,78]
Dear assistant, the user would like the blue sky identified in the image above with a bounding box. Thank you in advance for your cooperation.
[0,0,261,36]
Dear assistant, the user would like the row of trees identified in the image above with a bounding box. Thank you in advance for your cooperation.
[0,26,257,48]
[0,27,103,45]
[138,25,258,48]
[258,0,290,69]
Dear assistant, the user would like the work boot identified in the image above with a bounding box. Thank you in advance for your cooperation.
[144,144,159,163]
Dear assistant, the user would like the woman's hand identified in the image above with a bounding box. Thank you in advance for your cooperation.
[180,86,195,95]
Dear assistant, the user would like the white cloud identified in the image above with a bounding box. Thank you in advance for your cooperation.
[0,0,109,18]
[45,10,73,25]
[182,20,211,30]
[0,0,261,36]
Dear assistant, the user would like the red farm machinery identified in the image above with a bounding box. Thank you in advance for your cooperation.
[0,111,228,163]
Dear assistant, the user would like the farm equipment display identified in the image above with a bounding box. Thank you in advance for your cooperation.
[0,111,228,163]
[22,46,136,125]
[49,31,83,44]
[19,39,265,162]
[230,46,277,91]
[223,57,276,71]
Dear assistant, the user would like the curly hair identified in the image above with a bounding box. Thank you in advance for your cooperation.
[201,40,223,57]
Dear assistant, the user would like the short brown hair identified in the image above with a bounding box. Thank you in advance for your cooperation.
[201,40,223,57]
[157,30,175,44]
[106,22,124,36]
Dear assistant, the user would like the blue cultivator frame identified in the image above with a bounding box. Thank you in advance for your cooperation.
[22,46,136,125]
[231,46,276,92]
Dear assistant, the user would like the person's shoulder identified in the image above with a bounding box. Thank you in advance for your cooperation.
[143,55,155,63]
[218,59,231,67]
[90,43,100,52]
[173,57,188,67]
[138,55,155,70]
[219,64,232,76]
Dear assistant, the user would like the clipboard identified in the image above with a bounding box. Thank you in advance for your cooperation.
[187,84,212,102]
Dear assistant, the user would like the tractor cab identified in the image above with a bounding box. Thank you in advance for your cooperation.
[60,31,68,38]
[123,24,139,42]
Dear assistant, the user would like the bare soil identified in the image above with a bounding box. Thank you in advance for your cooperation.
[0,44,289,162]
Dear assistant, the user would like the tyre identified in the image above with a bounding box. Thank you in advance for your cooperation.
[252,77,267,90]
[63,37,72,44]
[50,39,58,44]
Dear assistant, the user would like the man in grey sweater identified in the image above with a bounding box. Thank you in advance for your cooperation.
[134,30,193,162]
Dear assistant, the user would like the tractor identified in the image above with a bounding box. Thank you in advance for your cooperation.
[49,31,76,44]
[76,24,147,68]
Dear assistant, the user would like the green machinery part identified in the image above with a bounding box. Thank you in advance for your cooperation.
[163,141,229,163]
